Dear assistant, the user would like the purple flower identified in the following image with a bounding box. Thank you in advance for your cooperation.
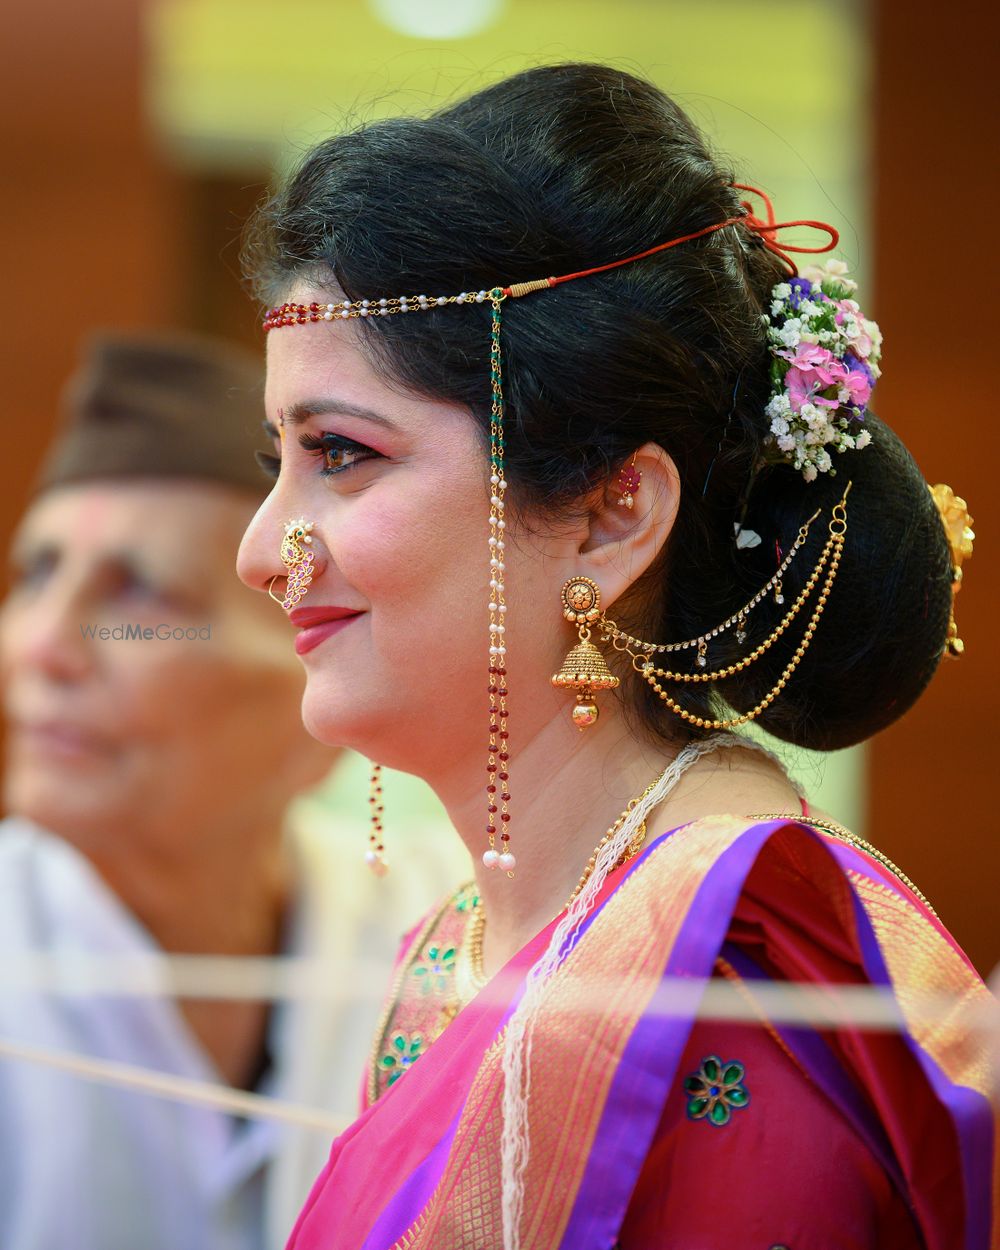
[845,353,875,388]
[787,277,814,309]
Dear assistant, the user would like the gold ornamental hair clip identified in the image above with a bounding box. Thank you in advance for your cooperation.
[929,484,974,657]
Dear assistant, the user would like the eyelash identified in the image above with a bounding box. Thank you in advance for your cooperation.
[300,432,381,476]
[255,432,382,481]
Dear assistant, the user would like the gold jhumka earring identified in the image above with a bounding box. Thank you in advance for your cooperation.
[551,486,851,731]
[551,577,620,729]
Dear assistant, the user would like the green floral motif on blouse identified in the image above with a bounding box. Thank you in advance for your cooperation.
[454,883,480,913]
[412,944,457,994]
[684,1055,750,1126]
[379,1031,426,1086]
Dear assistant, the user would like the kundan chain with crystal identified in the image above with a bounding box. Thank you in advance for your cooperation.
[262,186,857,879]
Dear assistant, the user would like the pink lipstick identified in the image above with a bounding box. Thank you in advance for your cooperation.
[290,605,363,655]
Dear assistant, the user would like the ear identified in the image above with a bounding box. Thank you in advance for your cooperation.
[575,442,680,609]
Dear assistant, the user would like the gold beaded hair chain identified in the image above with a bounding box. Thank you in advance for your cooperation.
[549,484,851,734]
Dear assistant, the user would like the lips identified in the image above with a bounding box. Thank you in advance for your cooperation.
[290,605,364,655]
[288,605,360,628]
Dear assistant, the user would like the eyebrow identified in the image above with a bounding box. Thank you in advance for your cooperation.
[269,398,401,434]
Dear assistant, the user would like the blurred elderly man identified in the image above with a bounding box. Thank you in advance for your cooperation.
[0,334,455,1250]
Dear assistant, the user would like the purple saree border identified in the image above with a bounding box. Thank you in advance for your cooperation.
[558,818,781,1249]
[359,1104,465,1250]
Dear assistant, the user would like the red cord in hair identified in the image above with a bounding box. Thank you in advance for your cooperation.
[501,183,839,297]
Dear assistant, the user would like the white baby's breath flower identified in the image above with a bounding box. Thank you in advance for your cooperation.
[772,282,792,301]
[770,415,790,436]
[855,428,872,449]
[766,393,791,420]
[779,322,803,348]
[802,462,819,482]
[777,434,795,452]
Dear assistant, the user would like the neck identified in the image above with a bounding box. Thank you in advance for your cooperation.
[438,713,801,975]
[69,809,291,957]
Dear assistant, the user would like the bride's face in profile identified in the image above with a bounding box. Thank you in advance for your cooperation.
[237,285,577,784]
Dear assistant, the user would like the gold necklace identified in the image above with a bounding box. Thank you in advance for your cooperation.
[749,812,937,917]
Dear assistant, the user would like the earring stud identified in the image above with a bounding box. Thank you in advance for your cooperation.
[616,455,642,509]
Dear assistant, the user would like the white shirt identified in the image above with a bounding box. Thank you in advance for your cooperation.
[0,809,464,1250]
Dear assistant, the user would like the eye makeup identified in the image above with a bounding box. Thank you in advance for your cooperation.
[299,431,383,477]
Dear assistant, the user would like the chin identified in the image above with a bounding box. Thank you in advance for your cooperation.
[300,682,380,753]
[299,683,446,778]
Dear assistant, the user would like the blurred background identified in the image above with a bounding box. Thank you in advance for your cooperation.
[1,0,996,975]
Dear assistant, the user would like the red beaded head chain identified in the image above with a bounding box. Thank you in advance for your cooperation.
[263,185,839,880]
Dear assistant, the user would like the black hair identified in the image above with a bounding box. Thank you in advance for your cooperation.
[244,62,952,751]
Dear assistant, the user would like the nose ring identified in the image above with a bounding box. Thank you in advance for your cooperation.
[269,518,315,609]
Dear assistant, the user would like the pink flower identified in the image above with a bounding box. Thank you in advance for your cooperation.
[838,367,871,408]
[785,351,840,410]
[786,352,871,413]
[787,365,829,411]
[777,343,836,371]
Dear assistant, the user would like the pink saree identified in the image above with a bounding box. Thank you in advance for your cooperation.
[287,818,997,1249]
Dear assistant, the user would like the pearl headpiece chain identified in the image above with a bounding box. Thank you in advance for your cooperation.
[262,187,841,882]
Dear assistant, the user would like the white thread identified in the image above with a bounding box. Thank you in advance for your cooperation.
[0,966,993,1144]
[0,1035,350,1134]
[0,952,393,1000]
[499,733,744,1250]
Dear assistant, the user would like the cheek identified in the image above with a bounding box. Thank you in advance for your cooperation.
[335,482,488,628]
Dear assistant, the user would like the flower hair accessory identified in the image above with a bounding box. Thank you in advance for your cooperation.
[763,258,881,482]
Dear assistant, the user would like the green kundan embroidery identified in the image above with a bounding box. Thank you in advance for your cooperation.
[684,1055,750,1126]
[454,884,480,913]
[412,945,457,994]
[379,1031,426,1086]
